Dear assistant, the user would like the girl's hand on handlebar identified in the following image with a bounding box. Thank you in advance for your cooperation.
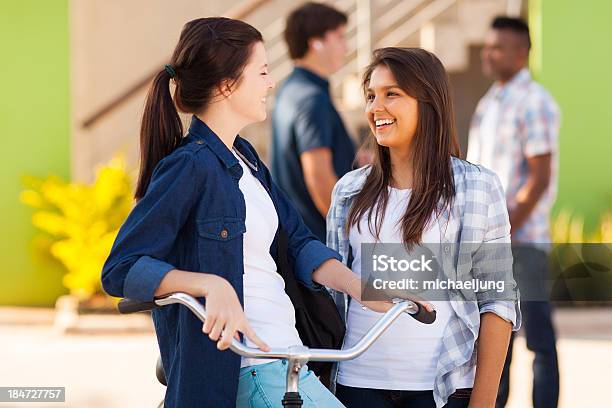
[359,299,394,313]
[344,276,392,312]
[384,289,436,313]
[200,275,270,352]
[346,276,435,314]
[361,297,436,314]
[396,292,436,313]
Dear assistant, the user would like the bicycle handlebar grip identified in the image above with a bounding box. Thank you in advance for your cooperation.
[118,298,157,314]
[409,302,437,324]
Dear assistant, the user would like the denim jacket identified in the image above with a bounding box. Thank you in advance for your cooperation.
[102,115,341,408]
[326,157,522,408]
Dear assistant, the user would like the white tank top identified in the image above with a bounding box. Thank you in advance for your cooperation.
[233,150,303,368]
[337,187,475,390]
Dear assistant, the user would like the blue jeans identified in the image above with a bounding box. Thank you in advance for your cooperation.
[237,360,345,407]
[335,384,472,407]
[496,247,559,408]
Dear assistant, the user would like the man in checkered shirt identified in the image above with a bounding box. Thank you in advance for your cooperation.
[467,16,560,408]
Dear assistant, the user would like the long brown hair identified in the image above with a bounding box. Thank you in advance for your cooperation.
[347,48,461,247]
[136,17,263,200]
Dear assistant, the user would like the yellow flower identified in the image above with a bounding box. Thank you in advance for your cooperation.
[21,155,134,299]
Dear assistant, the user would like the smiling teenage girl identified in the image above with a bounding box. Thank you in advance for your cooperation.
[102,18,390,408]
[327,48,521,408]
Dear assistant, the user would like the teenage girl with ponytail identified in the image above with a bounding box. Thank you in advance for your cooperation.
[102,17,390,408]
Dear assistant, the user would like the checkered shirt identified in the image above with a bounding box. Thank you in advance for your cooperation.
[326,157,521,408]
[467,69,560,243]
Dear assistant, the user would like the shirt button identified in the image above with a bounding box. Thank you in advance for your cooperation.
[195,140,204,145]
[444,245,450,253]
[220,229,228,239]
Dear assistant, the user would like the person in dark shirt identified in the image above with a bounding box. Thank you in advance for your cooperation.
[271,2,356,242]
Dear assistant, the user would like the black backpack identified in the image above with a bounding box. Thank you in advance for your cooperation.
[275,228,346,386]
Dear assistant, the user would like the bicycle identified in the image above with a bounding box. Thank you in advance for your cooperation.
[118,293,436,407]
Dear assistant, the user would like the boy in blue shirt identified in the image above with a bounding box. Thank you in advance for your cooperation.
[271,2,355,242]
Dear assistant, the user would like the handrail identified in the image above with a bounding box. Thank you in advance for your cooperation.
[83,0,491,130]
[81,0,273,129]
[377,0,456,48]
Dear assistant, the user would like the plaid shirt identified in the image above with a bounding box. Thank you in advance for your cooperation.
[467,69,560,243]
[326,157,521,408]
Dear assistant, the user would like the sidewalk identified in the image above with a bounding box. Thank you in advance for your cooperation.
[0,325,163,408]
[506,306,612,408]
[0,307,610,407]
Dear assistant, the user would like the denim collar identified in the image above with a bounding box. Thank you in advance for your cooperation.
[292,66,329,92]
[185,115,258,175]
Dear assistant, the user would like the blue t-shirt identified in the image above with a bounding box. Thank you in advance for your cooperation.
[271,67,355,242]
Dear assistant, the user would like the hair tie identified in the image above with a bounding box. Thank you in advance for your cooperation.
[207,25,218,40]
[164,64,176,78]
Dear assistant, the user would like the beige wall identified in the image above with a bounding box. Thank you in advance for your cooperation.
[70,0,240,181]
[70,0,514,181]
[70,0,329,180]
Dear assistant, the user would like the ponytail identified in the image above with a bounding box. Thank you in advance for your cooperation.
[135,69,183,200]
[135,18,263,200]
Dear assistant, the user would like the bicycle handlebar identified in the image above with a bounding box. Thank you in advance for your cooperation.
[117,298,157,314]
[119,292,436,362]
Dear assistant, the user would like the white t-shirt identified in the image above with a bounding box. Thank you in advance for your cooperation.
[233,150,303,368]
[337,187,475,390]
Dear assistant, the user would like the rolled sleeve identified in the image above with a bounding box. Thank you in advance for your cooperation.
[123,256,176,301]
[294,240,342,289]
[480,300,521,331]
[521,94,560,158]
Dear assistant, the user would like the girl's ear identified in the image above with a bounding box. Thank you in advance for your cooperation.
[216,79,234,99]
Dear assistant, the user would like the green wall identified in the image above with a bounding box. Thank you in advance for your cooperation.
[0,0,70,306]
[530,0,612,232]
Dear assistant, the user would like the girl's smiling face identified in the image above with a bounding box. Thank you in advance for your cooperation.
[227,42,275,124]
[365,64,418,151]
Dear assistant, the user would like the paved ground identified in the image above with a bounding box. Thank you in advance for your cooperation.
[0,307,610,407]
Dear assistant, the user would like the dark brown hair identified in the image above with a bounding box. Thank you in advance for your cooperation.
[136,17,263,199]
[284,2,347,59]
[492,16,531,49]
[347,48,461,248]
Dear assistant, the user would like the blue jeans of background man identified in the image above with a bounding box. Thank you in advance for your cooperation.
[496,246,559,408]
